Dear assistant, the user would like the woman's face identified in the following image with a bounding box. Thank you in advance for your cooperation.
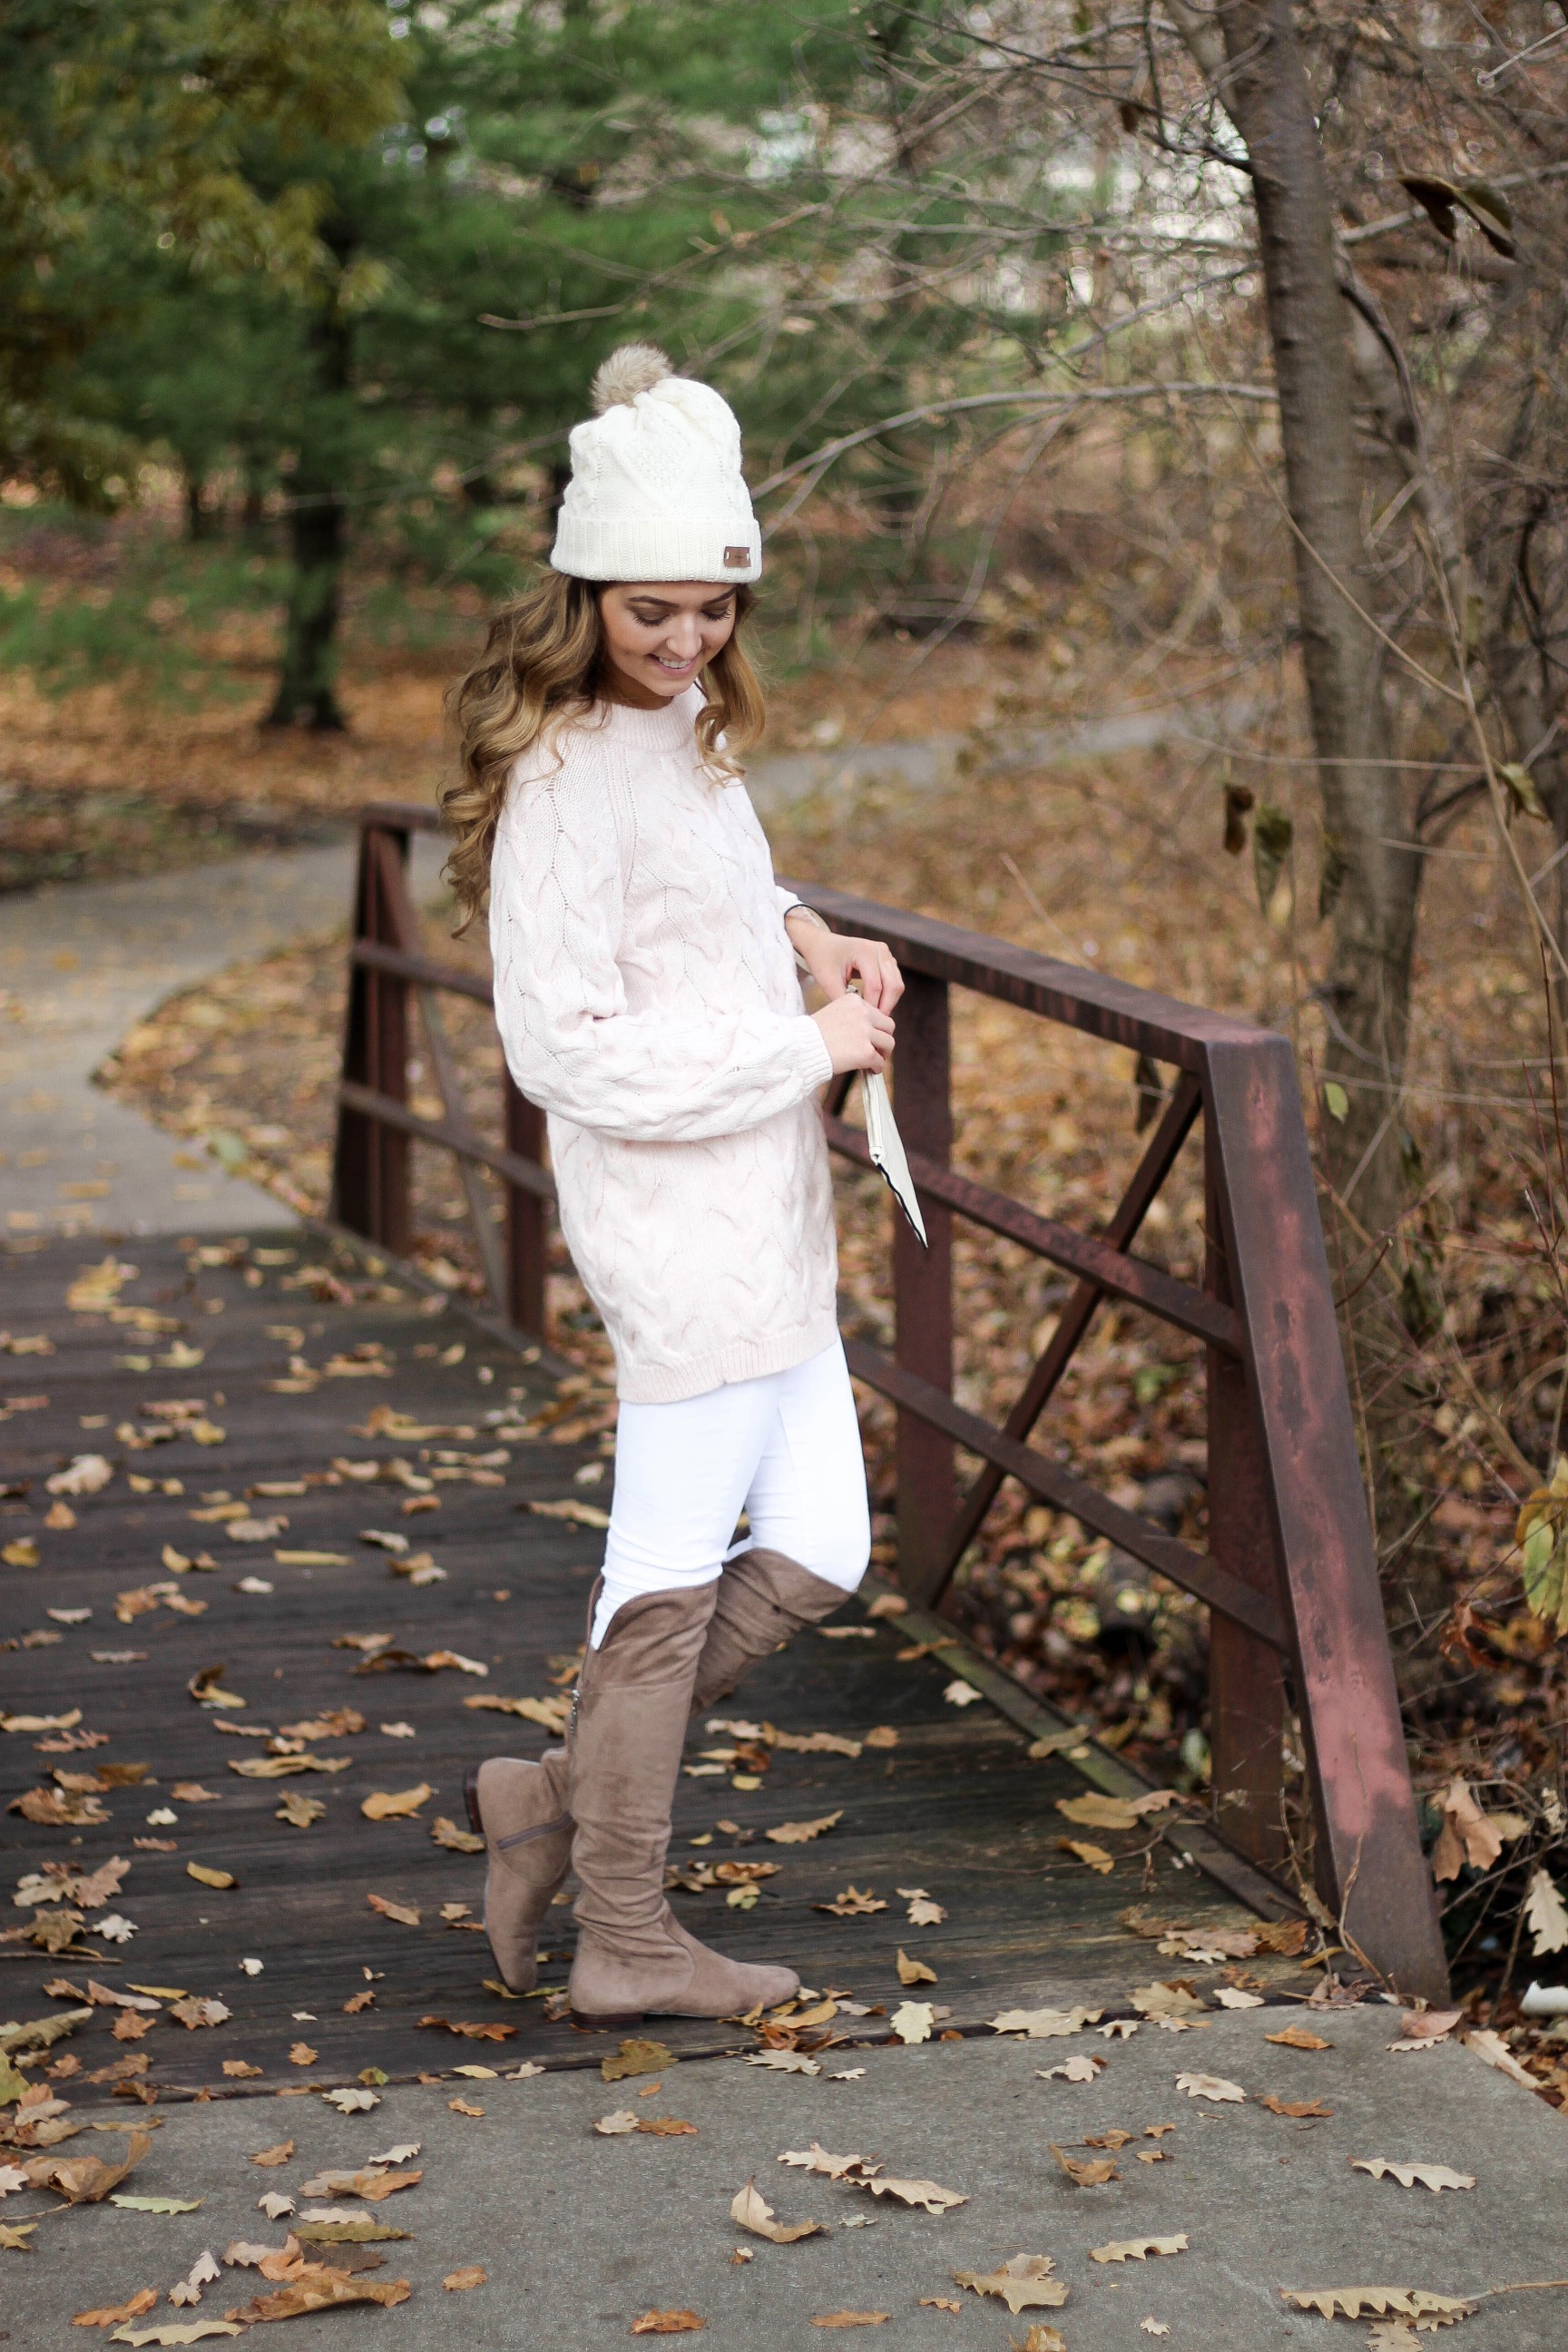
[597,581,737,708]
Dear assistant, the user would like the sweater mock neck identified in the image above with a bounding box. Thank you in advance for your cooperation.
[593,682,705,755]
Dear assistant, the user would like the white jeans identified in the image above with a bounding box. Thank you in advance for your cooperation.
[591,1338,870,1647]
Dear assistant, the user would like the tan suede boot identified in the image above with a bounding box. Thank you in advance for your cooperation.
[464,1749,573,1994]
[568,1583,800,2026]
[690,1545,853,1714]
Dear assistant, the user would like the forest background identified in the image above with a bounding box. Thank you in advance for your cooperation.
[5,0,1568,2020]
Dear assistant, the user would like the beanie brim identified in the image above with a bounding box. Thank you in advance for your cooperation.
[549,514,761,586]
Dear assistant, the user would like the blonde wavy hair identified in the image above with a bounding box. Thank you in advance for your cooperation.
[441,569,763,930]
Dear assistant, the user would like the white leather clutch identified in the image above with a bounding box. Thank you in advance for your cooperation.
[863,1070,928,1247]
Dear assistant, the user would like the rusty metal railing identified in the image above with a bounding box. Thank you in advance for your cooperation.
[330,800,1448,2000]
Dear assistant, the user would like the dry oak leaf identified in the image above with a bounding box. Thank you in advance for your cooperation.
[766,1813,843,1846]
[1133,1984,1205,2022]
[1257,2097,1333,2119]
[25,2131,152,2204]
[630,2316,704,2336]
[918,2299,963,2315]
[430,1815,485,1854]
[103,2328,241,2347]
[361,1785,434,1820]
[1090,2236,1188,2265]
[900,1889,946,1926]
[889,2001,936,2044]
[1138,2324,1170,2339]
[811,2318,888,2330]
[1060,1838,1115,1874]
[817,1886,886,1917]
[419,2015,516,2042]
[448,2099,485,2117]
[1175,2072,1244,2102]
[248,2142,294,2169]
[184,1867,235,1892]
[1388,2008,1464,2054]
[366,1894,420,1926]
[853,2175,967,2216]
[296,2167,421,2201]
[1279,2288,1476,2324]
[1037,2055,1102,2083]
[225,2269,411,2323]
[603,2038,674,2082]
[1431,1777,1506,1882]
[1524,1868,1568,1957]
[730,2180,828,2243]
[0,2221,39,2250]
[896,1950,937,1986]
[1214,1987,1265,2010]
[992,2005,1102,2039]
[1351,2159,1475,2192]
[1050,2142,1118,2187]
[779,2145,872,2180]
[1265,2024,1331,2051]
[276,1793,324,1828]
[1463,2027,1538,2089]
[71,2289,159,2327]
[443,2266,487,2291]
[288,2043,317,2068]
[746,2052,821,2075]
[951,2255,1067,2314]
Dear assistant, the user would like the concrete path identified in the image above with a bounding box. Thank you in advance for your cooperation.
[0,838,444,1241]
[5,2011,1564,2348]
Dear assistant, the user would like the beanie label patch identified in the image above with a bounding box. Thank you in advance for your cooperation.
[723,544,750,568]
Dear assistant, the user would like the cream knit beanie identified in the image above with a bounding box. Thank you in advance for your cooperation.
[549,344,762,586]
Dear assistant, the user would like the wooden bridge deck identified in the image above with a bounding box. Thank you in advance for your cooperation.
[2,1232,1313,2102]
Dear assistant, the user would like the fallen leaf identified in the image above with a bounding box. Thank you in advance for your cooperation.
[275,1792,324,1828]
[1,2220,39,2249]
[256,2194,294,2222]
[810,2318,888,2330]
[1091,2235,1188,2264]
[1279,2289,1477,2323]
[1257,2097,1333,2118]
[1050,2143,1118,2187]
[25,2130,152,2204]
[1463,2027,1537,2088]
[1351,2159,1475,2192]
[444,2266,487,2291]
[730,2180,828,2243]
[296,2167,421,2201]
[746,2053,821,2074]
[1139,2323,1170,2338]
[889,2001,936,2044]
[1430,1776,1505,1882]
[1175,2072,1243,2102]
[1060,1838,1115,1874]
[366,1894,421,1926]
[110,2196,204,2214]
[72,2289,159,2327]
[863,1727,898,1749]
[431,1815,485,1854]
[766,1813,843,1846]
[779,2145,872,2180]
[1036,2055,1102,2083]
[630,2312,705,2334]
[943,1680,982,1707]
[854,2175,967,2215]
[525,1497,609,1529]
[1058,1795,1141,1831]
[917,2300,962,2315]
[419,2016,516,2043]
[951,2256,1067,2314]
[603,2038,675,2082]
[169,1999,229,2030]
[896,1949,936,1986]
[249,2142,294,2170]
[900,1890,946,1926]
[817,1885,886,1916]
[362,1782,436,1822]
[104,2327,243,2346]
[322,2088,379,2114]
[1214,1987,1264,2010]
[184,1866,236,1892]
[992,2006,1101,2040]
[1524,1869,1568,1956]
[225,2270,411,2322]
[1265,2024,1331,2052]
[1133,1984,1205,2022]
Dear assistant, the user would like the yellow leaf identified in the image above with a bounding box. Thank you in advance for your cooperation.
[896,1950,936,1985]
[1090,2235,1188,2264]
[185,1864,236,1891]
[361,1785,434,1820]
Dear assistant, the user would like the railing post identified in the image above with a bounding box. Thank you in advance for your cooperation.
[893,972,954,1595]
[1204,1123,1287,1869]
[504,1067,547,1339]
[332,824,410,1255]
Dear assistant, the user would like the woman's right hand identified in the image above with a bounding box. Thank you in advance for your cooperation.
[813,994,895,1075]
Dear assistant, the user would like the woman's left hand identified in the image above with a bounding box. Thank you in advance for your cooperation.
[786,913,904,1012]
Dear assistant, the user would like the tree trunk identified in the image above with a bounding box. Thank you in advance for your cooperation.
[184,469,211,542]
[1175,1,1438,1659]
[265,300,350,732]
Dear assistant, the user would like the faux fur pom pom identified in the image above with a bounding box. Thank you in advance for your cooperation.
[590,342,674,413]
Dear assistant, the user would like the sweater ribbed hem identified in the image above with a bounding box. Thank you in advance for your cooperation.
[613,1308,844,1406]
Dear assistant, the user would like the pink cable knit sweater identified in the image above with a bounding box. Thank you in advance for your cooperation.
[489,685,838,1403]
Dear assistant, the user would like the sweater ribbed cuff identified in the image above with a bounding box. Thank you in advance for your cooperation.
[790,1013,834,1093]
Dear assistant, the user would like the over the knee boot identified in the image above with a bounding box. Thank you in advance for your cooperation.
[465,1581,602,1993]
[691,1545,853,1714]
[567,1583,799,2026]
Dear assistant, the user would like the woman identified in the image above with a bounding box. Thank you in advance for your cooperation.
[443,344,902,2027]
